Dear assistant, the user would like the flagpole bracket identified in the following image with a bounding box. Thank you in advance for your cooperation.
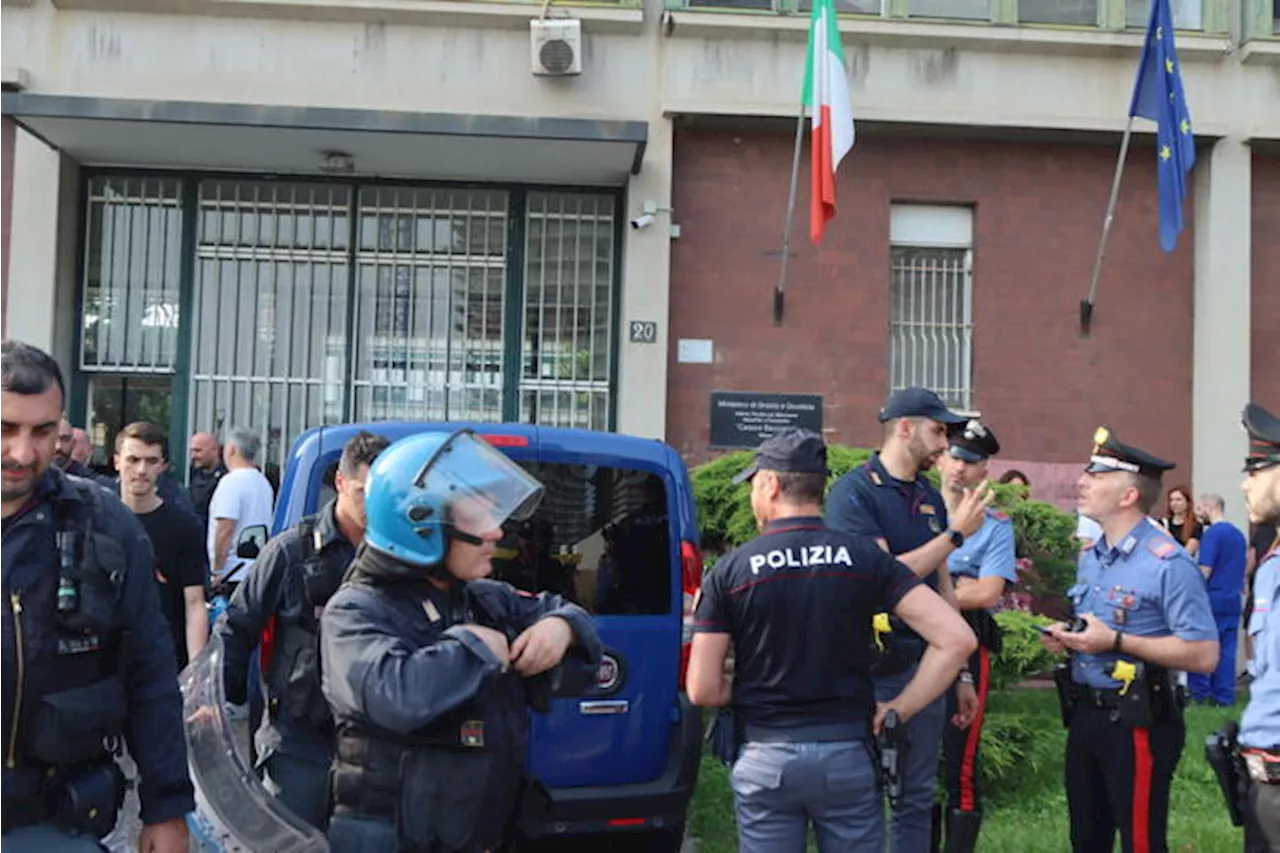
[1079,299,1095,337]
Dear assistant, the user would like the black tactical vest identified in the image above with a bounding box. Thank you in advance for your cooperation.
[265,515,350,733]
[10,477,130,782]
[329,576,532,853]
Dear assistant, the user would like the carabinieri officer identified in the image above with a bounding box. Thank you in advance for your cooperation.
[1235,402,1280,852]
[689,429,975,853]
[1044,426,1218,853]
[936,418,1017,853]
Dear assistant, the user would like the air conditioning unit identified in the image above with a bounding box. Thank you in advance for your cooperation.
[530,18,582,77]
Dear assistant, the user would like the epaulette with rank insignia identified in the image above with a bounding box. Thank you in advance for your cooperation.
[1147,538,1178,559]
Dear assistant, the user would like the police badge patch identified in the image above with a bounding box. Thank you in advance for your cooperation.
[461,720,485,748]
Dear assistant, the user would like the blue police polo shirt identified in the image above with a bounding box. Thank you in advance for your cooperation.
[693,516,919,736]
[949,509,1017,583]
[825,454,949,591]
[1068,519,1217,689]
[1198,520,1248,614]
[1241,547,1280,748]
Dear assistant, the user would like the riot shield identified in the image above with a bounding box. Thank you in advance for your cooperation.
[179,634,330,853]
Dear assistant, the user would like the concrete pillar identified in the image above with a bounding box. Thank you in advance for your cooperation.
[1192,135,1251,531]
[615,114,673,440]
[6,128,64,359]
[2,116,14,338]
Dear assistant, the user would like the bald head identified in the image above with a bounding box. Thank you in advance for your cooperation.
[70,428,93,465]
[189,432,220,471]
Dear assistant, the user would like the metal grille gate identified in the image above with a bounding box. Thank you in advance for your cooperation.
[189,181,353,474]
[351,186,509,424]
[81,177,618,478]
[888,245,973,411]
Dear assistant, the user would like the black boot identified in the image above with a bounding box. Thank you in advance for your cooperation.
[931,803,944,853]
[944,808,982,853]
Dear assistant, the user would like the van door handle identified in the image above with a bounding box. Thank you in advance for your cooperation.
[579,700,629,716]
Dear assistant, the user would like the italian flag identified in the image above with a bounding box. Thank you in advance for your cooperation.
[802,0,855,245]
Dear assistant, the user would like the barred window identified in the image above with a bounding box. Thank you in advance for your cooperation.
[889,205,973,411]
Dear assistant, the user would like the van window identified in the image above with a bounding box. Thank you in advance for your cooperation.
[312,454,672,616]
[493,463,672,616]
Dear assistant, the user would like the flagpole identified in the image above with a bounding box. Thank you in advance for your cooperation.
[774,102,807,327]
[1081,116,1135,335]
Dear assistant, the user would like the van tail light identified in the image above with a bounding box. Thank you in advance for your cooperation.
[478,433,529,447]
[679,540,703,693]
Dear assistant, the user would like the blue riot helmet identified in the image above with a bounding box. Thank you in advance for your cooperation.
[363,429,546,571]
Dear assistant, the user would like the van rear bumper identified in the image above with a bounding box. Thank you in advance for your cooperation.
[537,695,703,837]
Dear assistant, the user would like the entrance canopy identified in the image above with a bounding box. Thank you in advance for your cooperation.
[2,94,648,185]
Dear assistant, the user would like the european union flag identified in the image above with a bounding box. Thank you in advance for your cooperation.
[1128,0,1195,252]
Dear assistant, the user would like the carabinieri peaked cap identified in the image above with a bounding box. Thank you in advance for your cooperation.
[1084,426,1175,479]
[947,418,1001,463]
[1242,402,1280,472]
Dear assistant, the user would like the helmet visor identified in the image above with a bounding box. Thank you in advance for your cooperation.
[414,431,545,535]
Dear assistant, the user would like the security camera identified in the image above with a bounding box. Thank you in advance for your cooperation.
[630,214,655,230]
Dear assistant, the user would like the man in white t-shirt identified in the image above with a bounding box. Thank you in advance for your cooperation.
[207,427,275,591]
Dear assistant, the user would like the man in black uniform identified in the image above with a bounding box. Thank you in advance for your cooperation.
[825,387,990,853]
[688,429,976,852]
[1,340,193,852]
[320,428,602,853]
[218,429,389,829]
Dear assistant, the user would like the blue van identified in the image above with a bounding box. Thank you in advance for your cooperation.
[272,422,704,849]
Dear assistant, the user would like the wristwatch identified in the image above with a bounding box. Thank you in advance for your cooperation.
[947,528,965,549]
[1112,630,1124,652]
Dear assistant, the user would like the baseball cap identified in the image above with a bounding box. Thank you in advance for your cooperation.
[878,387,967,425]
[732,428,830,485]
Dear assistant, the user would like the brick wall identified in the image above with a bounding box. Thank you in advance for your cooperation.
[1253,152,1280,408]
[667,128,1195,488]
[2,117,14,339]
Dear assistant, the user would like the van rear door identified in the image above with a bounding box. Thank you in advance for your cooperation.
[492,451,680,789]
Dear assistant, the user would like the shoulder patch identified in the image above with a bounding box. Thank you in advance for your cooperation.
[1147,538,1177,558]
[516,588,538,599]
[987,509,1010,521]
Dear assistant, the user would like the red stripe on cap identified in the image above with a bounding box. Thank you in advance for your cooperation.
[1132,727,1153,853]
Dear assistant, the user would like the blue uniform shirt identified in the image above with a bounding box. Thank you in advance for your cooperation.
[1241,547,1280,748]
[1068,519,1217,689]
[825,454,948,591]
[1197,520,1248,614]
[949,509,1017,583]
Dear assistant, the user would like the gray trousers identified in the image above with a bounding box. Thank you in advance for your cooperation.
[875,665,949,853]
[730,739,883,853]
[2,824,105,852]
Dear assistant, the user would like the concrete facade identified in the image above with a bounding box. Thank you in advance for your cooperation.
[2,116,13,338]
[2,0,1277,518]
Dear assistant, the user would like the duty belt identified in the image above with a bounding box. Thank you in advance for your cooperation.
[1075,686,1129,709]
[1242,748,1280,784]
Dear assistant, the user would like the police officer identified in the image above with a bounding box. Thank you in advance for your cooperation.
[688,429,976,852]
[320,428,602,853]
[1,341,193,852]
[1042,426,1219,853]
[217,429,389,828]
[936,418,1017,853]
[825,387,990,853]
[1235,402,1280,851]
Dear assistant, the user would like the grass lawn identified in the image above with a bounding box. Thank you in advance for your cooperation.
[687,690,1243,853]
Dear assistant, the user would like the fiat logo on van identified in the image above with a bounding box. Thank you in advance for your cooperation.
[597,654,621,691]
